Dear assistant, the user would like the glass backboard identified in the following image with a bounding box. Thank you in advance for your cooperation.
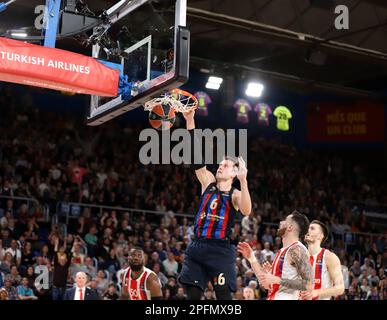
[86,0,190,126]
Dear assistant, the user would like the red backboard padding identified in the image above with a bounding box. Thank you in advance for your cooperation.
[0,37,119,97]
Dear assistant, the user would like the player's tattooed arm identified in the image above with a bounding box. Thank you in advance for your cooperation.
[280,245,313,291]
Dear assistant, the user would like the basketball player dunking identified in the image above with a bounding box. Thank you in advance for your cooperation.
[120,247,162,300]
[179,110,252,300]
[238,211,313,300]
[299,220,345,300]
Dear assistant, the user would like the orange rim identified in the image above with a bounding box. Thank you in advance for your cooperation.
[169,88,198,108]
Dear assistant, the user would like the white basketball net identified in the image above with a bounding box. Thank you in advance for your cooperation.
[144,90,198,113]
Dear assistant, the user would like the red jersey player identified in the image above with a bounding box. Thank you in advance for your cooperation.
[120,247,162,300]
[238,211,313,300]
[300,220,345,300]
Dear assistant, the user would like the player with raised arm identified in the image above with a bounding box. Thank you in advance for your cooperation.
[179,109,252,300]
[120,247,162,300]
[238,211,313,300]
[299,220,345,300]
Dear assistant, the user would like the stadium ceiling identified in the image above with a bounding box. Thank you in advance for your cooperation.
[187,0,387,98]
[2,0,387,97]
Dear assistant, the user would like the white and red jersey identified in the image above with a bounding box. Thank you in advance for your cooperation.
[267,241,308,300]
[310,248,333,300]
[122,267,158,300]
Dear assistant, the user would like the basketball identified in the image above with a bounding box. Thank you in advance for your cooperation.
[148,102,176,130]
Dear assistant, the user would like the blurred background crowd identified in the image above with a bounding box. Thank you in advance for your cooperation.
[0,87,386,300]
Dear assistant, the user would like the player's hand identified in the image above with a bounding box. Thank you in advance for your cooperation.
[257,273,270,289]
[182,109,195,121]
[258,273,280,288]
[237,242,254,261]
[263,261,272,273]
[299,290,318,300]
[236,156,247,182]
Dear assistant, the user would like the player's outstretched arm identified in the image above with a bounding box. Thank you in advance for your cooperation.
[237,242,265,278]
[147,273,163,300]
[234,157,252,216]
[183,110,216,192]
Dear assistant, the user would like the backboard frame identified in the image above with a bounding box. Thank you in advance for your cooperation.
[86,0,190,126]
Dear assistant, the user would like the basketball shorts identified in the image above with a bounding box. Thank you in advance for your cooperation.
[179,238,236,292]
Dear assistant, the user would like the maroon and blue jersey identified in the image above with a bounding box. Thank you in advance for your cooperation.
[194,91,211,117]
[233,99,252,124]
[194,183,238,240]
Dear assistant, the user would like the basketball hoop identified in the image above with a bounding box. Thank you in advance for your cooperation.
[144,89,198,113]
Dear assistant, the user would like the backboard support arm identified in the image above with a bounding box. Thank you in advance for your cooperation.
[43,0,62,48]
